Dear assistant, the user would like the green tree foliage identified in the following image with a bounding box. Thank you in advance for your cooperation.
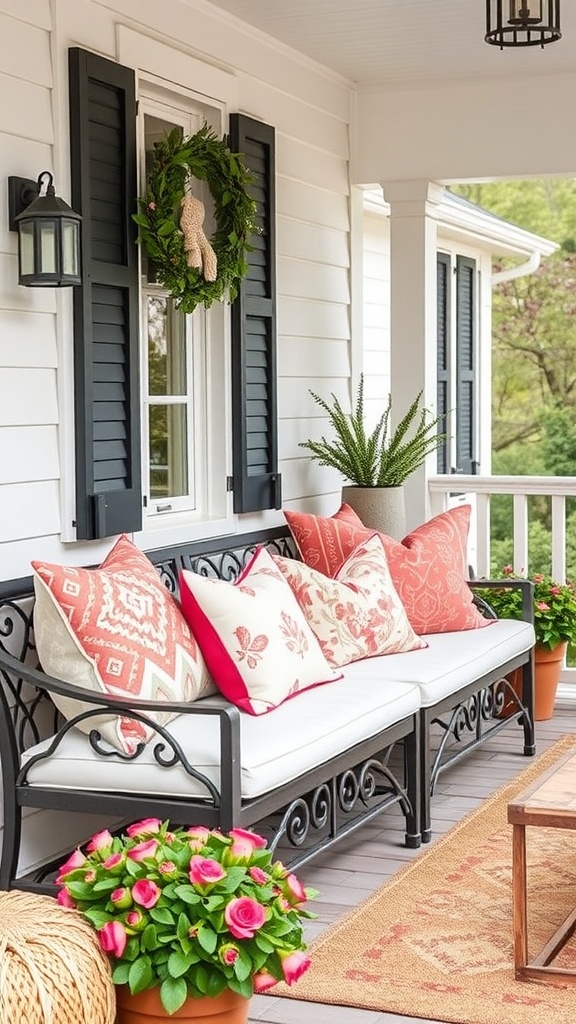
[490,252,576,452]
[452,179,576,248]
[452,180,576,587]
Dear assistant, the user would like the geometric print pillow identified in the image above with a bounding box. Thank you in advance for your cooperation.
[179,546,341,715]
[273,535,425,667]
[31,535,215,754]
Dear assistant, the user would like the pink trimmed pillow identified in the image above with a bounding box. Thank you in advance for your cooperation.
[31,535,215,754]
[274,534,425,667]
[179,547,340,715]
[285,504,489,635]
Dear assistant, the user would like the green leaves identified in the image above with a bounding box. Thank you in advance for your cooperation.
[128,956,154,993]
[57,820,314,1009]
[160,976,188,1015]
[300,375,448,487]
[476,569,576,650]
[132,122,255,312]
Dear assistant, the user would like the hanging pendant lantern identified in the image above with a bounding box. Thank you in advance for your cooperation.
[485,1,561,48]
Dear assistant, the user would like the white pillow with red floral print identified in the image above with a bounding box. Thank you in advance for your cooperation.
[179,547,341,715]
[273,534,426,667]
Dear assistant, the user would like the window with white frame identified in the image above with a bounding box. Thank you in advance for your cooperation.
[138,93,229,527]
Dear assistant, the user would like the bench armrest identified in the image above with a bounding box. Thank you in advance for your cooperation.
[0,647,237,719]
[468,579,535,626]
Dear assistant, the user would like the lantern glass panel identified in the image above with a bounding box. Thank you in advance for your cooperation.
[39,221,57,274]
[509,1,543,23]
[19,222,35,276]
[62,220,79,276]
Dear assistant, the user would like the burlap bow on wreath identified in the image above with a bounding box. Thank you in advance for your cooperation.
[134,124,256,313]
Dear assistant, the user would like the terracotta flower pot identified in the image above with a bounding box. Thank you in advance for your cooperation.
[496,642,567,722]
[534,642,567,722]
[115,986,250,1024]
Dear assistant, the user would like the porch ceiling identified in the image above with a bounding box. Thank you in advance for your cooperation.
[204,0,576,87]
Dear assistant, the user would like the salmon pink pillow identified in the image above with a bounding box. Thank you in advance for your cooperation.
[274,535,425,667]
[179,547,340,715]
[284,504,489,635]
[32,535,215,754]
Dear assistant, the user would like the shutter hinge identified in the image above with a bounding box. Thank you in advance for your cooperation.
[135,99,139,116]
[226,476,234,492]
[143,495,148,508]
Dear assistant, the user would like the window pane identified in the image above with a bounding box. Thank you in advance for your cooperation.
[148,296,186,395]
[149,405,188,498]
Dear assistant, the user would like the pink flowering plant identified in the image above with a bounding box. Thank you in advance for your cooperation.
[57,820,316,1014]
[477,566,576,651]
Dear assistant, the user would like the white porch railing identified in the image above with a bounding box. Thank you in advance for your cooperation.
[428,474,576,690]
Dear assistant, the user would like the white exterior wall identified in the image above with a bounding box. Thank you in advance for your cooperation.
[0,0,354,873]
[360,203,495,477]
[0,0,355,581]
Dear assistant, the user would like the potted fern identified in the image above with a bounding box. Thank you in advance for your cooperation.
[299,376,446,538]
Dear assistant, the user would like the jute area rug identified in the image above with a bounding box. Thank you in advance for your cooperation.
[276,735,576,1024]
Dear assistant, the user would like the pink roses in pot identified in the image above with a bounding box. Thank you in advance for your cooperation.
[57,820,315,1015]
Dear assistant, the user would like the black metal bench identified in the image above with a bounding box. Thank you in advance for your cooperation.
[0,527,422,894]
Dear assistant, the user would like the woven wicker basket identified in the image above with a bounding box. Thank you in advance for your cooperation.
[0,890,115,1024]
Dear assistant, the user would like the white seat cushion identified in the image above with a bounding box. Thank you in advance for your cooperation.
[362,619,535,706]
[22,671,420,801]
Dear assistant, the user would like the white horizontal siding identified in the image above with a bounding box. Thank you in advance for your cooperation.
[0,534,116,582]
[0,480,60,540]
[278,178,350,231]
[0,310,57,363]
[280,456,343,504]
[279,297,350,340]
[278,256,350,304]
[277,218,349,268]
[0,368,58,425]
[239,77,349,159]
[277,337,350,379]
[0,254,57,312]
[0,71,52,143]
[277,134,349,195]
[0,426,59,482]
[0,13,52,86]
[0,139,53,255]
[0,0,50,29]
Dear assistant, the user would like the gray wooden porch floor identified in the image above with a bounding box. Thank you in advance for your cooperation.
[250,706,576,1024]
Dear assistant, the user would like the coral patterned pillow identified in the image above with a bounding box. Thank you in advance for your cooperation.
[285,504,489,635]
[32,535,215,754]
[179,547,340,715]
[274,535,425,667]
[284,503,363,577]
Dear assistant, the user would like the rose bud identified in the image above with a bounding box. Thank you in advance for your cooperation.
[98,920,127,959]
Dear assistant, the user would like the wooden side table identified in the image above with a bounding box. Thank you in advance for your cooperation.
[508,746,576,983]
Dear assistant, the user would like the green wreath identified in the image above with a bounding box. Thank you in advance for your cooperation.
[133,124,256,313]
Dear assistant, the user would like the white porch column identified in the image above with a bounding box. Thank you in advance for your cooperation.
[381,180,444,531]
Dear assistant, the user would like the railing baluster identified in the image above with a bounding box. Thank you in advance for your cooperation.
[428,474,576,688]
[513,494,529,572]
[551,494,567,583]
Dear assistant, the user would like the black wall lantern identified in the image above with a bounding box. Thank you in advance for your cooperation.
[485,1,561,47]
[8,171,82,287]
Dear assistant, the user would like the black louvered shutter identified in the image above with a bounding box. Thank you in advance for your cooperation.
[436,253,451,473]
[228,115,280,513]
[456,256,477,475]
[69,48,141,540]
